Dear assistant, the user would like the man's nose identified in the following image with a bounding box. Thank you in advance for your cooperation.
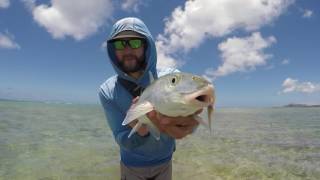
[122,45,133,54]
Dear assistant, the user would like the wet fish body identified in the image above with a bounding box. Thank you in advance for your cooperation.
[122,72,215,140]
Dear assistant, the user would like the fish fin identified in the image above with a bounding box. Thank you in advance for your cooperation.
[149,71,155,83]
[139,115,160,140]
[128,121,142,138]
[122,101,154,126]
[207,104,214,134]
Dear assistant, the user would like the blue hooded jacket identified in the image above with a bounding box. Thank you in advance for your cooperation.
[99,17,177,167]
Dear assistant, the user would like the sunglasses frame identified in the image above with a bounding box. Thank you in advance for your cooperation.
[112,38,145,50]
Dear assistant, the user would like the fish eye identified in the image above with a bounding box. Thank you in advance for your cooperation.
[170,75,179,85]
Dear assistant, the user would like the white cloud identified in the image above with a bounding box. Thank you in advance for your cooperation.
[0,0,9,8]
[156,53,179,70]
[302,9,313,18]
[281,58,290,65]
[158,0,293,54]
[156,40,180,70]
[21,0,35,11]
[281,78,320,93]
[206,32,276,79]
[265,64,275,70]
[0,31,20,49]
[28,0,113,40]
[155,0,293,71]
[121,0,145,12]
[100,41,107,51]
[202,68,217,82]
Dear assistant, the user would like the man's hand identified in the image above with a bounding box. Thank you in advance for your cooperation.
[128,120,149,136]
[128,96,201,139]
[147,109,201,139]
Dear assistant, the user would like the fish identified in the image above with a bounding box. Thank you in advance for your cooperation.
[122,72,215,140]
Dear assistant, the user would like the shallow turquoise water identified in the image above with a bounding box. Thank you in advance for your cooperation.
[0,100,319,179]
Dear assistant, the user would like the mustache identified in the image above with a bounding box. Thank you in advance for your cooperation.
[123,55,138,60]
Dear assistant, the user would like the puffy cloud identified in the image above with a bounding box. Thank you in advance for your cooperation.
[155,0,293,70]
[0,31,20,49]
[121,0,146,12]
[281,78,320,93]
[206,32,276,79]
[0,0,9,8]
[28,0,113,40]
[202,68,217,82]
[158,0,293,53]
[155,37,180,70]
[156,35,178,69]
[265,64,275,70]
[302,9,313,18]
[21,0,35,10]
[281,58,290,65]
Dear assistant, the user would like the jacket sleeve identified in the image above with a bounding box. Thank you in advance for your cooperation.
[98,90,149,151]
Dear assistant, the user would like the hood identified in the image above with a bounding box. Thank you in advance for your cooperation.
[106,17,157,88]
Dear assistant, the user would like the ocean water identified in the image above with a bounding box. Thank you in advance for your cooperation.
[0,100,319,180]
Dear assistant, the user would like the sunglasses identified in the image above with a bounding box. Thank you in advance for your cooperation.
[112,39,144,50]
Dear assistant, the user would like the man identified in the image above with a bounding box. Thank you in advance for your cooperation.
[99,17,200,180]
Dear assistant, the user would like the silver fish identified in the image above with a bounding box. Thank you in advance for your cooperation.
[122,72,215,140]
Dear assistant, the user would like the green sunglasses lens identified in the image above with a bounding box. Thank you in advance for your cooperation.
[129,39,142,49]
[113,41,125,50]
[113,39,143,50]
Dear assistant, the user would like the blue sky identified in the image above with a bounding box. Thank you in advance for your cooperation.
[0,0,319,107]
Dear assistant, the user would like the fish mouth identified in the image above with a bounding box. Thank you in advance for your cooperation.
[184,85,215,107]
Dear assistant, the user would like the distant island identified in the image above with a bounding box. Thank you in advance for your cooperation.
[0,98,19,102]
[283,103,320,108]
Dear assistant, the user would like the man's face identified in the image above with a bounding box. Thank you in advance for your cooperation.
[114,38,146,73]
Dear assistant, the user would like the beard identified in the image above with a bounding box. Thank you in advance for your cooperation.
[118,54,146,73]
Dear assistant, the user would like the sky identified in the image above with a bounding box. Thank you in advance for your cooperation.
[0,0,319,107]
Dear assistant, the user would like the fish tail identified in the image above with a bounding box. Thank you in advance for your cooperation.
[139,115,160,140]
[128,121,142,138]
